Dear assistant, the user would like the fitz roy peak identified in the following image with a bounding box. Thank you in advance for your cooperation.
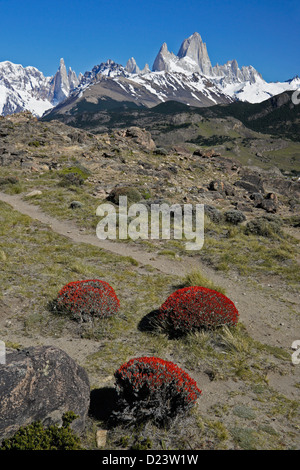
[149,32,300,103]
[176,32,213,76]
[1,32,299,117]
[151,33,262,90]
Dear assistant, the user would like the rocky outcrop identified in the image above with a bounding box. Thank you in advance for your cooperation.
[234,172,265,194]
[0,346,90,442]
[123,127,156,151]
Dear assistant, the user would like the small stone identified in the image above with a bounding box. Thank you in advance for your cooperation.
[96,429,107,448]
[26,190,42,197]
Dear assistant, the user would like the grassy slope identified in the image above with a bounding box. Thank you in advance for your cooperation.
[0,199,299,450]
[1,163,299,289]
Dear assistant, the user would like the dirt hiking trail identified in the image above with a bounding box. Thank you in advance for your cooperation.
[0,191,299,363]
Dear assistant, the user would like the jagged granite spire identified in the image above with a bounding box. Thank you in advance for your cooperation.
[125,57,140,74]
[152,43,177,72]
[141,63,150,74]
[50,58,79,104]
[177,32,213,75]
[68,66,79,90]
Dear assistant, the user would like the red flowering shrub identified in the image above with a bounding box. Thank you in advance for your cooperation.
[113,356,201,426]
[55,279,120,321]
[157,286,239,336]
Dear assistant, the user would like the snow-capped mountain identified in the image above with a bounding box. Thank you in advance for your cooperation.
[62,58,232,109]
[52,32,299,116]
[0,58,79,117]
[149,32,300,104]
[220,74,300,103]
[1,32,299,118]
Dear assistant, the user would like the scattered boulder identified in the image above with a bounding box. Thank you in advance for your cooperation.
[234,172,265,194]
[266,178,300,197]
[93,189,108,199]
[256,193,278,213]
[153,147,168,156]
[124,127,156,151]
[234,180,263,194]
[258,199,277,213]
[0,346,90,442]
[208,180,235,197]
[250,192,264,206]
[26,190,42,197]
[223,183,235,197]
[193,149,221,158]
[67,130,87,144]
[102,152,115,158]
[235,202,253,212]
[265,192,278,204]
[208,180,224,192]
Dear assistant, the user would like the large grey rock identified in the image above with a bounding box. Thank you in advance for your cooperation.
[0,346,90,442]
[125,126,156,151]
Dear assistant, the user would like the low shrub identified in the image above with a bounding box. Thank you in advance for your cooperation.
[54,279,120,322]
[157,286,239,336]
[58,165,90,187]
[113,356,201,426]
[58,172,84,187]
[0,412,83,450]
[0,176,19,186]
[59,165,90,179]
[107,186,142,204]
[204,204,223,224]
[245,216,282,237]
[224,210,246,225]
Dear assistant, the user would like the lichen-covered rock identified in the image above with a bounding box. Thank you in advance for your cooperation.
[0,346,90,442]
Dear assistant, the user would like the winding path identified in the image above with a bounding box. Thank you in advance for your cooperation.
[0,191,299,352]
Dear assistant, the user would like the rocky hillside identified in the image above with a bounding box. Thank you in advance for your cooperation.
[41,91,300,174]
[0,111,299,450]
[1,111,299,217]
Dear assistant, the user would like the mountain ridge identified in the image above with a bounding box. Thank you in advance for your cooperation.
[0,32,299,117]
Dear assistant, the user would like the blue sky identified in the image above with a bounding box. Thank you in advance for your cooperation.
[0,0,299,82]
